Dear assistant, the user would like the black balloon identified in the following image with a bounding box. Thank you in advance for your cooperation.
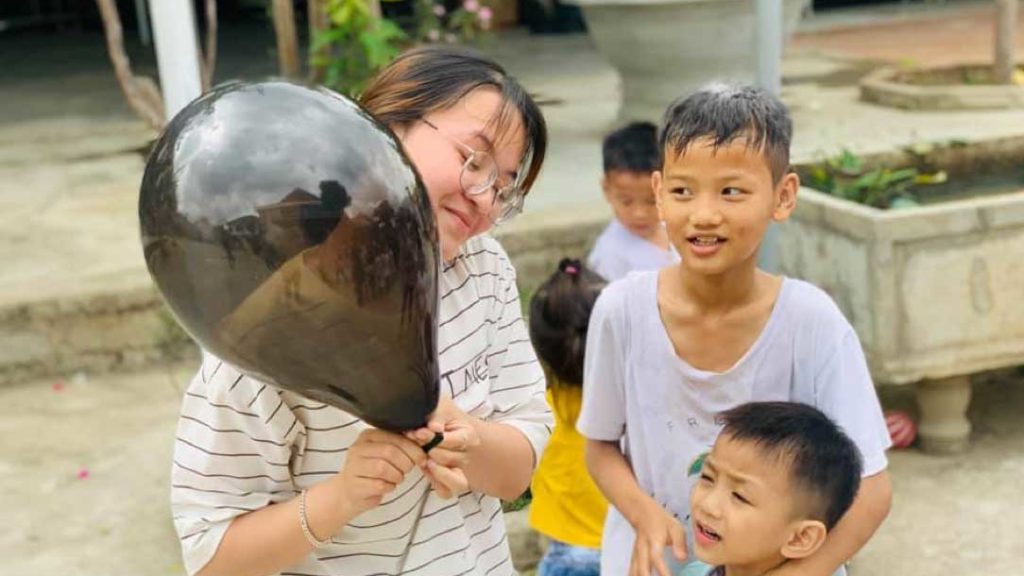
[139,80,441,431]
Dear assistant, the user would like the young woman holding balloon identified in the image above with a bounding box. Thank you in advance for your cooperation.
[163,46,552,576]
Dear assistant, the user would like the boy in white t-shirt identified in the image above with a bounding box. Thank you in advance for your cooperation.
[577,84,893,576]
[588,122,679,281]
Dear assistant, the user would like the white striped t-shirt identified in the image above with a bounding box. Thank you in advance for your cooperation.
[171,235,552,576]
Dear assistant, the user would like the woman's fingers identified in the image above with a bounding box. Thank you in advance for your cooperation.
[361,430,427,471]
[426,460,469,495]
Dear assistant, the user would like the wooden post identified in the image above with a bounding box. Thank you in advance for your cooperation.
[95,0,165,130]
[994,0,1019,84]
[201,0,218,91]
[308,0,329,83]
[272,0,302,78]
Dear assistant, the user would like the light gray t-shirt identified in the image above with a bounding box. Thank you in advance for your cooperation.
[577,271,891,576]
[587,220,679,281]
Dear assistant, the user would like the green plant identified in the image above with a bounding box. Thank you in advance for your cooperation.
[502,488,532,512]
[313,1,495,98]
[313,0,409,97]
[413,0,495,44]
[803,148,945,209]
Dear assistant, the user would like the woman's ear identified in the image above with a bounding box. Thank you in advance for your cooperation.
[772,172,799,222]
[781,520,827,560]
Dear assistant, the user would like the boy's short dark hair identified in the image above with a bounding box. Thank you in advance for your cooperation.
[659,83,792,183]
[602,121,660,174]
[718,402,862,530]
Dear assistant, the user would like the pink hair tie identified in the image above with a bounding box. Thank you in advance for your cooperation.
[564,265,578,275]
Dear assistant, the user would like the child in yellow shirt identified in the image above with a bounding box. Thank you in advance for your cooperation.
[528,259,609,576]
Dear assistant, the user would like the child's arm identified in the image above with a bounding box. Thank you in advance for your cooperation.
[767,471,892,576]
[781,313,895,576]
[586,438,687,576]
[195,429,427,576]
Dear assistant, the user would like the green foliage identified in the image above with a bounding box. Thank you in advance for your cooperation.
[313,0,409,98]
[313,0,495,98]
[502,488,532,512]
[804,148,945,209]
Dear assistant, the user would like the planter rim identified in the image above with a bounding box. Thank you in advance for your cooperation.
[794,186,1024,242]
[860,66,1024,110]
[798,186,1024,217]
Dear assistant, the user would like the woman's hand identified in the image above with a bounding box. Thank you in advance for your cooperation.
[628,500,687,576]
[328,429,427,518]
[407,396,481,498]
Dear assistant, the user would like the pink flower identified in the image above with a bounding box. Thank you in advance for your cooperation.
[427,29,441,41]
[463,0,480,13]
[77,469,90,480]
[478,6,492,21]
[432,4,446,16]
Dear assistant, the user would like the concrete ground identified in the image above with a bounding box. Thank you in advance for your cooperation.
[2,361,1021,575]
[2,2,1024,574]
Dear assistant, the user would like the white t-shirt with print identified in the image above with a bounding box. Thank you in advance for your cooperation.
[171,235,552,576]
[587,220,679,281]
[577,271,891,576]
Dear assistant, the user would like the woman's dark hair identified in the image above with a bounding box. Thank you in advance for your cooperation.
[360,44,548,195]
[528,259,606,386]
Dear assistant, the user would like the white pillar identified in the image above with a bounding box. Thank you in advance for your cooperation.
[148,0,203,120]
[755,0,783,273]
[755,0,783,96]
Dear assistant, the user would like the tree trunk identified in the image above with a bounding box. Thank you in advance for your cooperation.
[201,0,218,91]
[995,0,1019,84]
[95,0,165,130]
[272,0,302,78]
[308,0,329,83]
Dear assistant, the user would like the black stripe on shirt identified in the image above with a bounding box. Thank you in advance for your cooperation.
[175,436,289,466]
[303,418,361,432]
[248,383,268,407]
[438,319,498,356]
[173,459,291,484]
[441,272,500,300]
[178,415,287,447]
[172,483,294,498]
[491,375,544,394]
[438,295,500,328]
[185,392,259,419]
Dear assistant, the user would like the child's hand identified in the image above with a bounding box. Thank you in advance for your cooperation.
[330,429,427,517]
[629,501,687,576]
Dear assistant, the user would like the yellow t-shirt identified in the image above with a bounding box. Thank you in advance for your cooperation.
[528,384,608,549]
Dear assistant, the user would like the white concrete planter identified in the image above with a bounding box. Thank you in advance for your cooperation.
[567,0,809,121]
[778,186,1024,452]
[861,66,1024,110]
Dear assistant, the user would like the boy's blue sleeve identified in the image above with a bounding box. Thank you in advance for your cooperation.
[814,328,892,477]
[576,283,628,441]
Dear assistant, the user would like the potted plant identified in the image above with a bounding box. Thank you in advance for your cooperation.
[565,0,810,121]
[781,139,1024,453]
[860,0,1024,110]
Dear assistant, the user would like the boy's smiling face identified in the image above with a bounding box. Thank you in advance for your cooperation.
[690,434,826,576]
[653,136,798,277]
